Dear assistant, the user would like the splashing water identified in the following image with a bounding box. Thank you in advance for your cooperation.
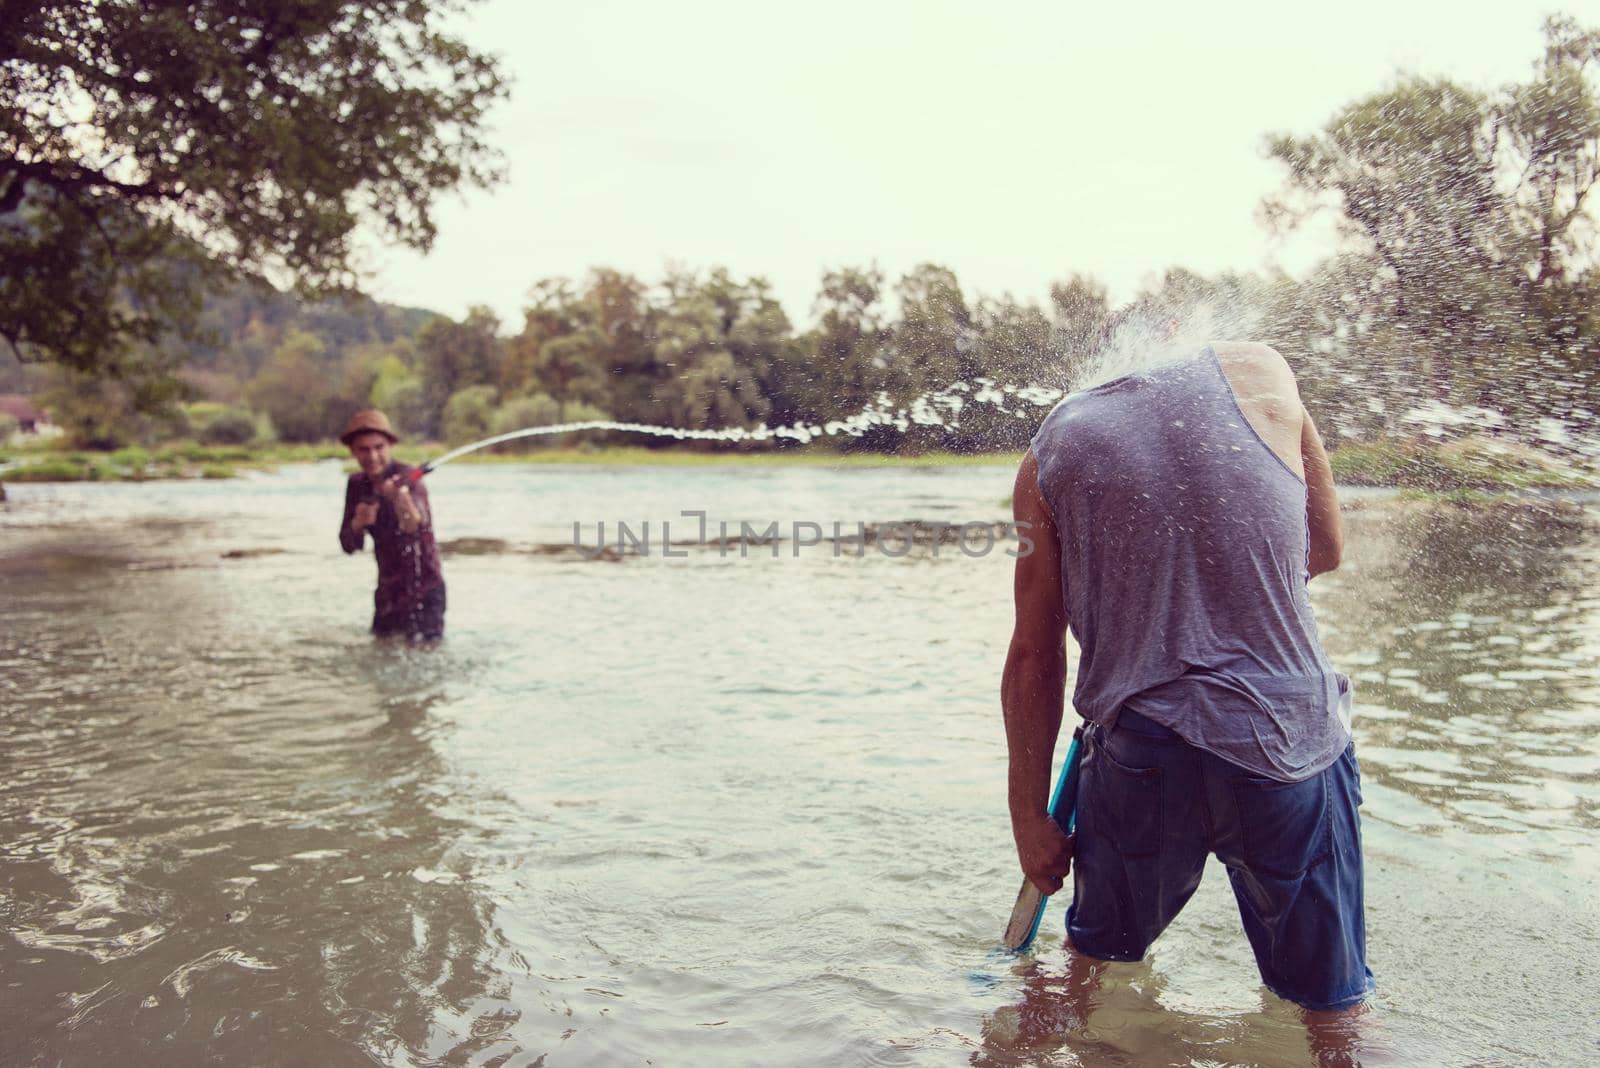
[419,383,1061,470]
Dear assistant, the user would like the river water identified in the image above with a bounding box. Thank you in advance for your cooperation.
[1,463,1596,1066]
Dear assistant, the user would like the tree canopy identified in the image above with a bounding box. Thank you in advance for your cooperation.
[1264,14,1600,428]
[0,0,506,374]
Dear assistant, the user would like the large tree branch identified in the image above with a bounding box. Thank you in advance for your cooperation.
[0,158,175,201]
[0,171,23,214]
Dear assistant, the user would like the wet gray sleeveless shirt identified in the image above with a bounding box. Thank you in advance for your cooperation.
[1030,347,1350,782]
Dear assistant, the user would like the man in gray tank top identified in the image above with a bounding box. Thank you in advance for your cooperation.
[1002,340,1374,1028]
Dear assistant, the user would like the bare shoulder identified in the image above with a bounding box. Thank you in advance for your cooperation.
[1213,341,1301,402]
[1212,341,1294,379]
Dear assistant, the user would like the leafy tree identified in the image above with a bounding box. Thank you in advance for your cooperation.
[367,352,431,436]
[249,329,333,442]
[368,353,418,409]
[663,349,767,431]
[806,265,890,425]
[529,330,615,410]
[651,268,786,435]
[499,278,583,398]
[1265,78,1501,401]
[440,383,497,446]
[499,269,657,417]
[381,380,430,440]
[42,363,188,448]
[948,295,1058,452]
[1047,273,1110,379]
[972,296,1055,385]
[0,345,32,393]
[324,341,389,423]
[891,263,975,394]
[579,268,658,421]
[1265,15,1600,420]
[417,306,503,436]
[1,0,505,387]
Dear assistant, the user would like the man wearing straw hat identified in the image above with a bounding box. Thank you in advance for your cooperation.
[338,409,446,641]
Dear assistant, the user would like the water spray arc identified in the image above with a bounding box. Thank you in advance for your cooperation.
[404,378,1073,483]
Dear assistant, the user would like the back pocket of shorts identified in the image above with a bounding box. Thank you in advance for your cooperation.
[1230,773,1331,879]
[1083,741,1163,857]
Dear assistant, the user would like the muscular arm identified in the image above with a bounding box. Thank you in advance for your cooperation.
[1002,450,1074,895]
[1302,411,1343,577]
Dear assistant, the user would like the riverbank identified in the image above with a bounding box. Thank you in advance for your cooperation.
[1,435,1594,490]
[1327,437,1590,490]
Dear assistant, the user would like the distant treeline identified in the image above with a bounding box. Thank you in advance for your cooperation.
[6,15,1600,454]
[4,249,1592,456]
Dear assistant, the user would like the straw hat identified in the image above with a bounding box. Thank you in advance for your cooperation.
[339,409,400,445]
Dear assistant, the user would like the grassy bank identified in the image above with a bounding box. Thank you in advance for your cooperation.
[2,434,1594,489]
[0,441,349,482]
[1327,437,1592,490]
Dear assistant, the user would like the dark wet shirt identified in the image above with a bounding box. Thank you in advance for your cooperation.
[1030,347,1349,782]
[339,462,445,620]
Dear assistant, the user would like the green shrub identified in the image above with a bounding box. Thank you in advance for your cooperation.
[369,356,431,436]
[5,458,93,482]
[383,379,431,439]
[108,445,150,470]
[557,401,614,449]
[153,405,191,442]
[488,392,561,451]
[177,443,254,463]
[198,408,259,445]
[1329,437,1587,490]
[1330,441,1454,488]
[441,385,498,446]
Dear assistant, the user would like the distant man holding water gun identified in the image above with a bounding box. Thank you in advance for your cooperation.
[338,409,447,641]
[1001,335,1372,1021]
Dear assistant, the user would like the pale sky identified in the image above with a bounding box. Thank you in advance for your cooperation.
[367,1,1600,327]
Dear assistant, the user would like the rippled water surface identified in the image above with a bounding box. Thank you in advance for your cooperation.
[2,463,1597,1066]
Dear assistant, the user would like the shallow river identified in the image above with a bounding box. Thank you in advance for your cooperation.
[1,463,1597,1066]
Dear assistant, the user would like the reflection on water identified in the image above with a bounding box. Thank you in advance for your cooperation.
[972,947,1369,1068]
[0,546,503,1062]
[2,470,1598,1065]
[1319,498,1600,852]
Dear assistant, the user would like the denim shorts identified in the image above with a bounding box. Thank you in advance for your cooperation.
[1064,709,1375,1011]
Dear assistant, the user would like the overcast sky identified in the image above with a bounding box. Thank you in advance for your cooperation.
[365,1,1599,327]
